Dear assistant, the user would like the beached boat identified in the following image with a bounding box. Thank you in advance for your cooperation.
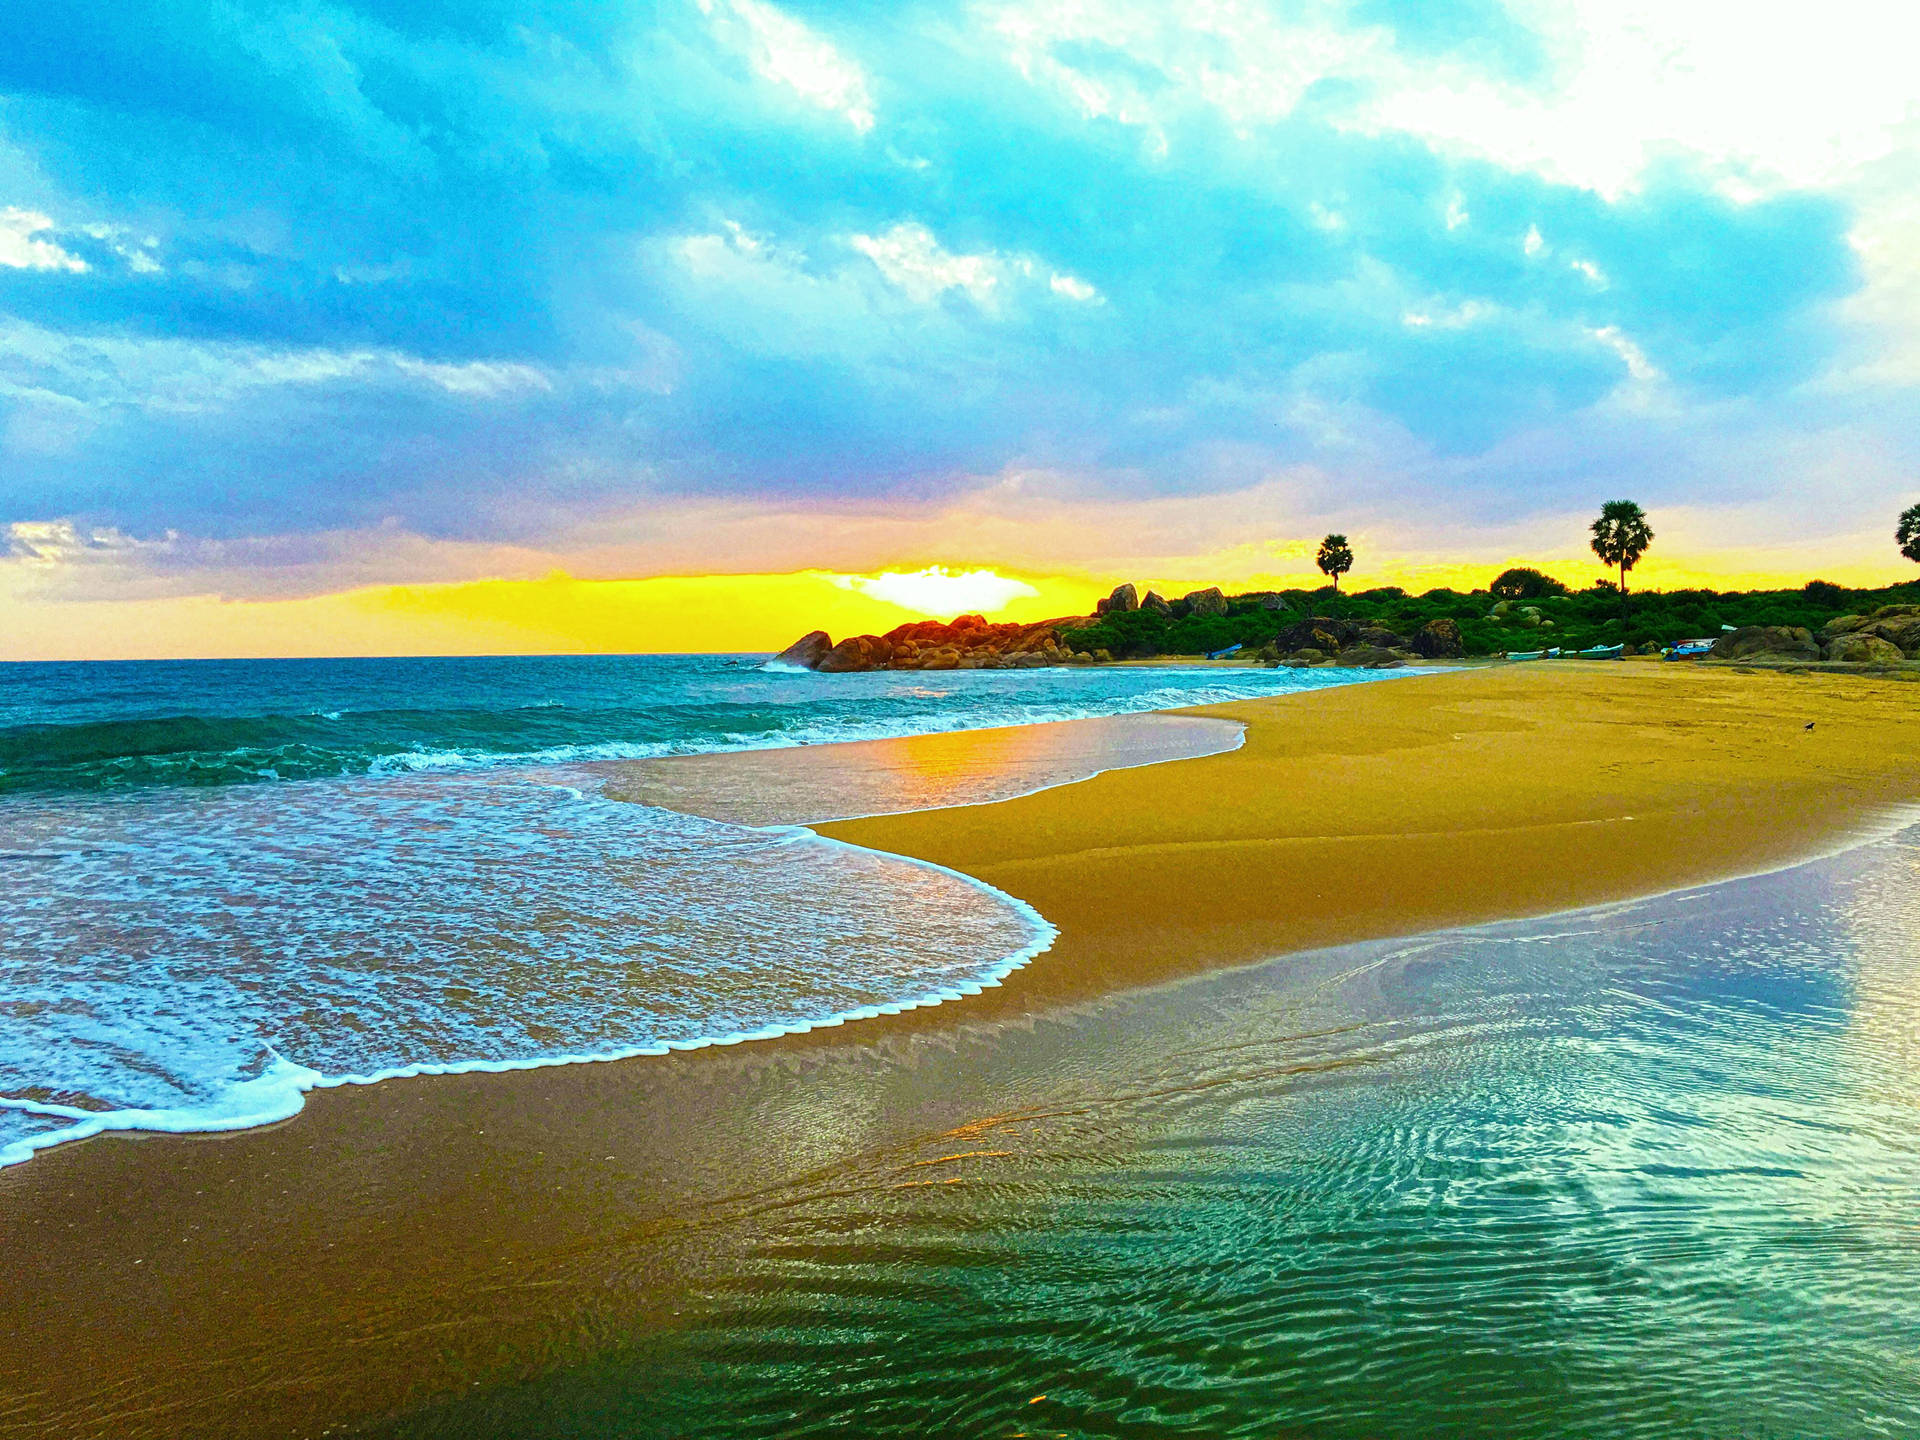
[1666,639,1717,659]
[1574,643,1625,659]
[1205,643,1243,659]
[1507,650,1547,661]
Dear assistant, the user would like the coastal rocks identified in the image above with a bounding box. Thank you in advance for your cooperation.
[775,615,1088,672]
[1182,587,1228,618]
[1095,583,1140,615]
[1341,645,1405,669]
[1141,591,1174,616]
[1274,617,1357,654]
[1711,626,1820,661]
[1411,618,1465,659]
[1356,625,1407,649]
[1823,633,1905,665]
[771,630,832,669]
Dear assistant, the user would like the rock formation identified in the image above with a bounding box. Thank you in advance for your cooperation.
[1094,582,1140,615]
[1822,633,1904,665]
[1182,586,1228,617]
[1411,618,1465,659]
[772,614,1091,672]
[1710,626,1821,661]
[1822,605,1920,657]
[1141,591,1173,615]
[770,630,832,669]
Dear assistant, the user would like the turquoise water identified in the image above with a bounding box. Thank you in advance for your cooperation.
[0,655,1392,1165]
[370,830,1920,1439]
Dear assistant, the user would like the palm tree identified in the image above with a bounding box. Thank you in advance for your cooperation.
[1589,500,1653,617]
[1316,534,1354,593]
[1899,502,1920,565]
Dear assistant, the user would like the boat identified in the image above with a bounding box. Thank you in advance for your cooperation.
[1665,639,1717,659]
[1574,643,1625,659]
[1507,650,1546,661]
[1205,643,1243,660]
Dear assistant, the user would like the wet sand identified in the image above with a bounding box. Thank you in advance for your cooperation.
[2,664,1917,1439]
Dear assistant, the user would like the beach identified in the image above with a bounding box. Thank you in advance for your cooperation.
[4,662,1919,1439]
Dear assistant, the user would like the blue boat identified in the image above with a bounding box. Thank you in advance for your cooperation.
[1205,643,1243,660]
[1574,643,1625,659]
[1507,649,1546,661]
[1666,639,1716,659]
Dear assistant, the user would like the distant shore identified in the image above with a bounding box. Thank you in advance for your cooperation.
[4,663,1920,1438]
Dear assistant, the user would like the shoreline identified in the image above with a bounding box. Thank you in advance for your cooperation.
[3,663,1918,1438]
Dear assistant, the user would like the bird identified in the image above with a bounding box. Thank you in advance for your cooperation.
[1805,721,1815,731]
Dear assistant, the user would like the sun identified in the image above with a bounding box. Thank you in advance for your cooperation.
[830,566,1040,618]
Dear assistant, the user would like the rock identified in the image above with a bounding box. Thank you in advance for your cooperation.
[1105,582,1140,613]
[1239,591,1287,610]
[1356,626,1406,649]
[1286,648,1328,664]
[1411,618,1464,659]
[1824,633,1905,665]
[1489,600,1513,619]
[1711,626,1820,661]
[1340,645,1405,669]
[1141,591,1173,615]
[1857,606,1920,655]
[1182,586,1227,618]
[1274,617,1358,653]
[771,630,833,669]
[1821,613,1868,637]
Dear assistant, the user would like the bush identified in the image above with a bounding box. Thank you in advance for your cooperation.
[1490,567,1569,600]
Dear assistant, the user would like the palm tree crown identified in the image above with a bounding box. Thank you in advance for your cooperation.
[1898,502,1920,565]
[1316,534,1354,592]
[1590,500,1654,594]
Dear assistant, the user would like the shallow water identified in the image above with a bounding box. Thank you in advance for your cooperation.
[1,657,1377,1165]
[369,831,1920,1440]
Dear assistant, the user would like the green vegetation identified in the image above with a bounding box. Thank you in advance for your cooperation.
[1899,502,1920,565]
[1489,567,1569,600]
[1061,578,1920,660]
[1316,534,1353,591]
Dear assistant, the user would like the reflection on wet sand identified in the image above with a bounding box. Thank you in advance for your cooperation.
[603,713,1245,825]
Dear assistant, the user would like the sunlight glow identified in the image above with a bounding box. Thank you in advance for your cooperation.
[829,566,1040,617]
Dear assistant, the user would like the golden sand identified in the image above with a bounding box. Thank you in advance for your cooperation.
[1,663,1915,1439]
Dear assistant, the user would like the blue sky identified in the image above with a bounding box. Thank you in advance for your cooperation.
[4,0,1920,620]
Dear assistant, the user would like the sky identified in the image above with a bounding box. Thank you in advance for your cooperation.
[4,0,1920,657]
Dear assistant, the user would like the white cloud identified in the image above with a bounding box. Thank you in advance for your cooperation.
[0,318,553,416]
[1049,271,1100,302]
[700,0,875,133]
[1587,324,1662,384]
[0,207,88,273]
[851,223,1001,303]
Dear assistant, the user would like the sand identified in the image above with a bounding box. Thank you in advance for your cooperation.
[2,663,1916,1439]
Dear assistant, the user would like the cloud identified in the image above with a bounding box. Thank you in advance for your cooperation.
[0,207,87,272]
[699,0,875,132]
[0,0,1911,613]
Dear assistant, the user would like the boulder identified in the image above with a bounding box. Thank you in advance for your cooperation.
[1356,626,1406,649]
[1821,614,1868,637]
[1711,626,1820,661]
[1182,586,1228,618]
[771,630,833,670]
[1104,582,1140,613]
[1239,591,1287,610]
[1823,633,1905,665]
[1411,618,1465,659]
[1858,606,1920,655]
[1340,645,1405,669]
[1274,617,1358,653]
[1141,591,1174,616]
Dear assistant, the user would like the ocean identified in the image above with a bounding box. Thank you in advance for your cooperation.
[0,653,1395,1166]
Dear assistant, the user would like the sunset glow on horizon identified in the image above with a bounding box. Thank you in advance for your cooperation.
[4,0,1919,657]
